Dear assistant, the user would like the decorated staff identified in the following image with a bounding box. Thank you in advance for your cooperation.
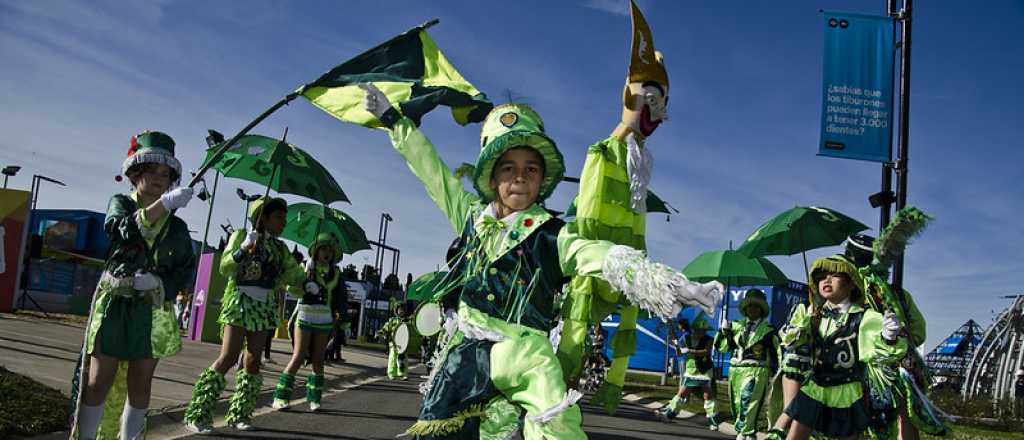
[183,196,311,434]
[69,131,196,440]
[555,0,710,415]
[714,289,780,440]
[272,233,349,411]
[359,77,721,438]
[655,313,721,431]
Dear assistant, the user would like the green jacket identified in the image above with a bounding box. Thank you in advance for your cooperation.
[103,193,195,301]
[386,117,615,334]
[220,229,305,300]
[714,318,780,369]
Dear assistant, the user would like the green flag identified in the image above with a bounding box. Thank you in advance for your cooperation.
[297,21,492,128]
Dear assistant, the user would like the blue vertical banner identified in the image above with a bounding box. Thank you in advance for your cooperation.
[819,12,894,163]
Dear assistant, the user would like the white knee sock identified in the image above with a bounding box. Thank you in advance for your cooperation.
[77,403,104,440]
[120,402,148,440]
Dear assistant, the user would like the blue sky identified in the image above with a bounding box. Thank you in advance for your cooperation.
[1,0,1020,350]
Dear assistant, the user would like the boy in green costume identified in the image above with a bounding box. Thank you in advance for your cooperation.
[554,1,721,414]
[655,312,720,431]
[70,131,196,440]
[183,196,311,434]
[359,79,722,439]
[715,289,780,440]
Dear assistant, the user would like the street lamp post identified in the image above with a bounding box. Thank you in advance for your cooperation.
[236,188,261,231]
[19,174,67,314]
[2,165,21,188]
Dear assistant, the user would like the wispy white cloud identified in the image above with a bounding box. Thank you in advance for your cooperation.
[582,0,630,17]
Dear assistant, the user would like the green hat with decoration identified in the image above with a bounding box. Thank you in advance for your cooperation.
[739,288,770,318]
[472,104,564,203]
[121,130,182,183]
[808,254,865,305]
[309,232,343,264]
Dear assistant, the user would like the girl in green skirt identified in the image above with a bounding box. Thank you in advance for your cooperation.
[183,196,308,434]
[272,233,347,411]
[70,131,196,440]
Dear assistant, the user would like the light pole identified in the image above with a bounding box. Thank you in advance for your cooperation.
[19,174,66,314]
[236,188,261,231]
[2,165,20,188]
[30,174,67,211]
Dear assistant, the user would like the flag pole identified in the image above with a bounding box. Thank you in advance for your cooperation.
[186,93,299,189]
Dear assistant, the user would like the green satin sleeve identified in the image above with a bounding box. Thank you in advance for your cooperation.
[387,116,480,233]
[858,309,908,365]
[555,221,614,278]
[277,239,307,289]
[219,230,245,276]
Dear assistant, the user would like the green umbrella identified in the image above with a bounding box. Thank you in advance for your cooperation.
[682,250,789,286]
[201,134,349,204]
[407,271,449,302]
[280,202,370,254]
[737,206,869,257]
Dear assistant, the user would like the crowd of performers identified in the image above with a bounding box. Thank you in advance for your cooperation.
[64,1,947,439]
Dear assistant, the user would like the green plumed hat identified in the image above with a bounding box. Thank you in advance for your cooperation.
[739,288,770,318]
[808,254,865,305]
[473,104,564,203]
[309,232,343,264]
[122,130,182,182]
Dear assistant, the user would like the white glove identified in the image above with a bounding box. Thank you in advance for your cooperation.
[159,186,194,210]
[674,280,724,316]
[304,280,321,296]
[133,272,161,291]
[678,347,690,355]
[304,258,316,273]
[882,310,902,341]
[720,319,731,331]
[358,83,393,119]
[241,230,260,249]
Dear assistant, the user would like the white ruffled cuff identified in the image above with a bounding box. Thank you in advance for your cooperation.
[602,245,723,319]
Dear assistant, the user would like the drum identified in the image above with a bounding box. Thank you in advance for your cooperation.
[415,302,443,337]
[394,323,411,354]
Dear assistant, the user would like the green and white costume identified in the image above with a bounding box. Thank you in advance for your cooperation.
[381,316,410,380]
[782,255,908,438]
[658,313,719,426]
[70,131,195,440]
[295,234,347,334]
[183,197,307,428]
[715,290,780,438]
[273,234,346,408]
[376,103,712,439]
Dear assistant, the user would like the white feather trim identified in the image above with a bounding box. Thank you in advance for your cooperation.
[625,133,652,214]
[602,245,723,319]
[548,319,564,352]
[457,318,506,342]
[526,389,584,425]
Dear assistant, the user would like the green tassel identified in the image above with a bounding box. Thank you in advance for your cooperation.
[873,207,933,274]
[404,404,488,436]
[273,373,295,401]
[306,373,324,404]
[183,368,226,426]
[226,370,263,424]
